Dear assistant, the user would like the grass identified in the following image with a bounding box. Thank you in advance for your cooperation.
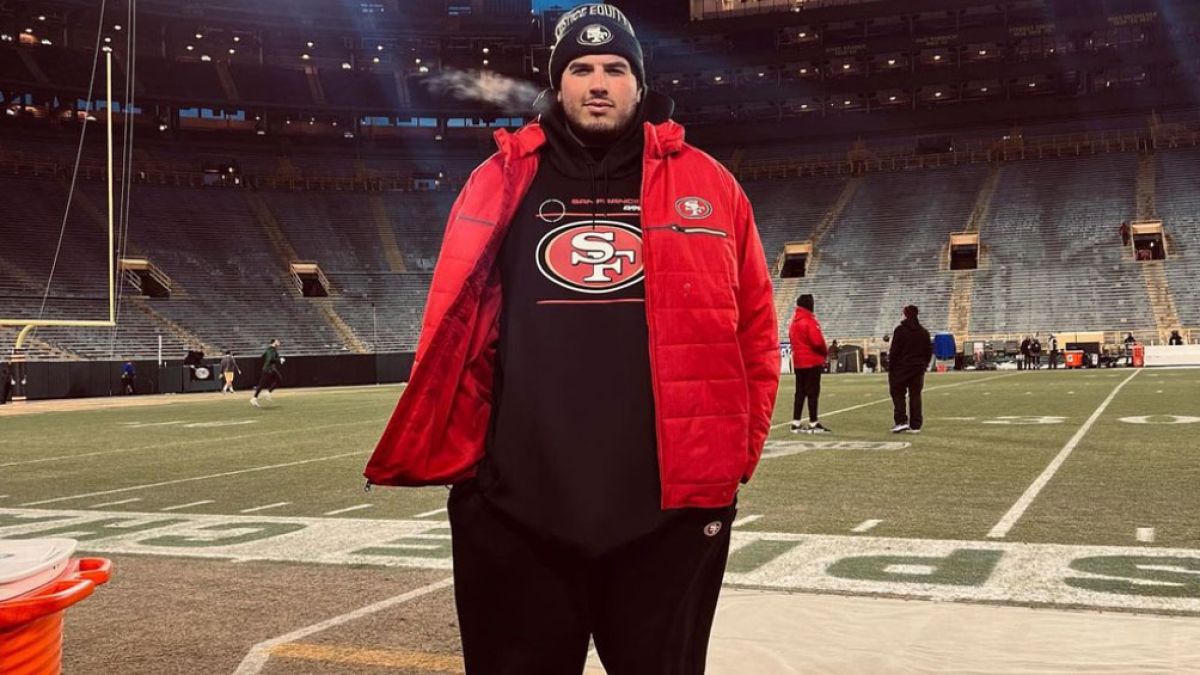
[2,369,1198,549]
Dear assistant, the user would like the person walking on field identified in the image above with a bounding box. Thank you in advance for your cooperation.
[889,305,932,434]
[250,339,284,407]
[364,6,779,673]
[220,350,241,393]
[789,294,830,434]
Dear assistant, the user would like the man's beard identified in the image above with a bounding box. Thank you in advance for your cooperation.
[563,98,638,145]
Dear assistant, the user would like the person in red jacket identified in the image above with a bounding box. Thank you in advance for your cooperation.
[364,5,779,674]
[788,294,831,434]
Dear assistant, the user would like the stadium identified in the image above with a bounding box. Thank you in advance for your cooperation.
[2,0,1200,672]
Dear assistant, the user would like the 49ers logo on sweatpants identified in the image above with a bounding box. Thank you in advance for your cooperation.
[536,220,644,294]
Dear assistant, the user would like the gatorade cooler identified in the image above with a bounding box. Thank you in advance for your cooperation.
[1064,350,1085,368]
[933,332,957,360]
[0,539,112,675]
[1132,344,1145,368]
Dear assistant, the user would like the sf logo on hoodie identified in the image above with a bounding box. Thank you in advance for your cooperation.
[537,220,644,293]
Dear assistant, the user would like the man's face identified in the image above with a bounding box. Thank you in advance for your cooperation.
[557,54,640,143]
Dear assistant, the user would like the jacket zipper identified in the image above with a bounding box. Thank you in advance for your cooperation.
[645,224,728,238]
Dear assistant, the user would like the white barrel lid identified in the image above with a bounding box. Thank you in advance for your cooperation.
[0,538,78,602]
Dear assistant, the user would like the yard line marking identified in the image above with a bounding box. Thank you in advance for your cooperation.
[0,418,385,468]
[732,515,762,528]
[161,500,214,512]
[413,507,447,518]
[240,502,291,514]
[852,519,882,533]
[21,451,365,506]
[0,496,8,500]
[265,645,461,672]
[89,498,142,509]
[987,369,1141,539]
[232,577,455,675]
[324,504,373,516]
[1137,528,1155,543]
[771,373,1017,429]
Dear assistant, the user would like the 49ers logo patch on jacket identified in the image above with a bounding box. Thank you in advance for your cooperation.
[536,220,644,294]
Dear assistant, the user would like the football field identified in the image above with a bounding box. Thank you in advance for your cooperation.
[3,368,1199,672]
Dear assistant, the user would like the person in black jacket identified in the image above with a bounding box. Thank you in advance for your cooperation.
[889,305,933,433]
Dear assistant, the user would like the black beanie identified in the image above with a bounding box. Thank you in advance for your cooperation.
[549,4,644,91]
[903,305,919,320]
[797,294,814,311]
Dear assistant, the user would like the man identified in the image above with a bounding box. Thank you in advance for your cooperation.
[220,350,241,393]
[1048,334,1060,369]
[1124,332,1137,367]
[788,294,830,434]
[1119,220,1131,247]
[1019,336,1031,371]
[365,6,779,673]
[121,361,136,395]
[888,305,932,434]
[1169,330,1184,346]
[827,339,841,373]
[250,339,284,407]
[1030,335,1043,370]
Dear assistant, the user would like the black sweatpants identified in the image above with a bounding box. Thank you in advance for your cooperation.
[448,480,735,675]
[890,371,925,430]
[792,367,822,422]
[254,370,280,397]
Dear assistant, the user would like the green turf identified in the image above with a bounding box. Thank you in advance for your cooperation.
[2,370,1198,548]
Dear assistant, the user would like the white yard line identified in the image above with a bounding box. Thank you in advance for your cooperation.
[240,502,291,514]
[161,500,215,512]
[770,373,1017,429]
[0,418,384,468]
[987,369,1141,539]
[323,504,374,516]
[89,497,142,509]
[733,514,762,528]
[232,577,455,675]
[21,451,364,506]
[852,519,883,533]
[1137,527,1156,543]
[412,507,448,518]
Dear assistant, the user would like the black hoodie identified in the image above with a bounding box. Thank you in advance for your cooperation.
[888,318,933,379]
[477,92,687,555]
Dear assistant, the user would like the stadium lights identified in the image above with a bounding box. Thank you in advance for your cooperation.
[102,45,112,53]
[229,48,236,54]
[343,130,354,139]
[372,56,380,64]
[195,32,203,39]
[889,95,897,101]
[234,36,241,43]
[306,41,314,48]
[844,100,851,105]
[714,75,722,82]
[114,24,122,30]
[341,62,352,69]
[981,87,989,92]
[798,32,806,38]
[201,54,212,62]
[887,59,896,65]
[935,91,943,97]
[482,59,489,66]
[758,72,764,77]
[158,122,168,131]
[415,58,421,64]
[4,107,15,116]
[104,37,111,43]
[186,44,194,51]
[434,134,443,141]
[482,47,489,54]
[1029,82,1036,87]
[933,55,942,61]
[0,34,11,42]
[799,68,808,74]
[418,65,429,73]
[41,38,52,45]
[671,78,679,85]
[38,15,46,21]
[800,104,808,109]
[301,53,310,60]
[979,50,987,55]
[376,44,384,51]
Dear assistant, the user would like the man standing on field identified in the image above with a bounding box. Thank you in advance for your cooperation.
[250,339,284,407]
[365,5,779,673]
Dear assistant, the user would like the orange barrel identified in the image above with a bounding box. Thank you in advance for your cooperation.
[1064,350,1084,368]
[0,539,112,675]
[1132,344,1145,368]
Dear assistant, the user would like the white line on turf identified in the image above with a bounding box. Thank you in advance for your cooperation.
[0,418,385,468]
[987,369,1141,539]
[231,577,455,675]
[324,504,373,516]
[1137,527,1155,543]
[20,451,365,506]
[240,502,291,514]
[160,500,214,512]
[852,519,882,533]
[89,498,142,509]
[413,507,448,518]
[733,515,762,528]
[770,373,1017,430]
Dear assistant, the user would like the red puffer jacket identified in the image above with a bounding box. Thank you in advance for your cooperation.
[364,117,780,509]
[788,308,828,370]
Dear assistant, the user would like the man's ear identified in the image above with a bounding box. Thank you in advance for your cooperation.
[556,90,563,104]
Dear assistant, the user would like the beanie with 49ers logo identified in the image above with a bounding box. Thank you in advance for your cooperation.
[548,4,645,91]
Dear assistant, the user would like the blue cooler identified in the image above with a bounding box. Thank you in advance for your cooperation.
[933,332,957,360]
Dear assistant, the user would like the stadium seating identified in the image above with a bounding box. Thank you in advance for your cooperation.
[1154,148,1200,328]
